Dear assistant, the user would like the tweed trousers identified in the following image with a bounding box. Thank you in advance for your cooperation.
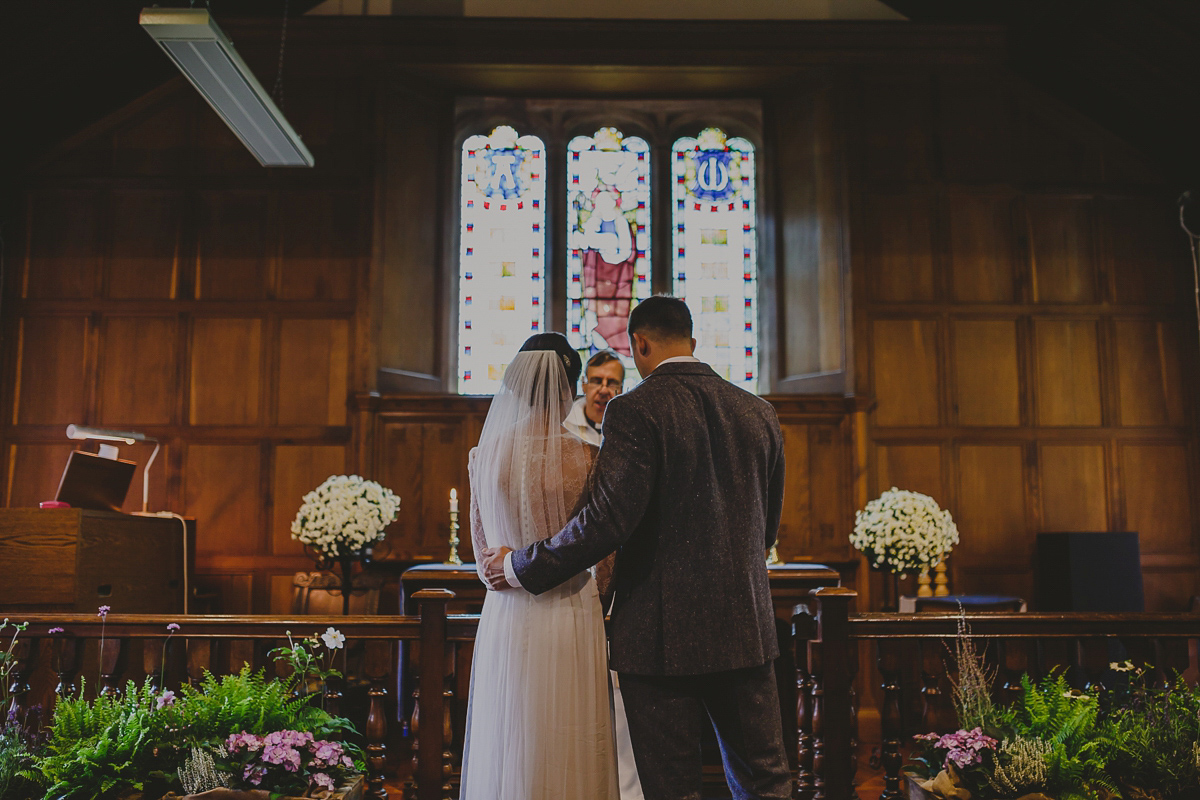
[618,661,792,800]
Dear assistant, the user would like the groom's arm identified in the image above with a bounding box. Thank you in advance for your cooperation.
[764,413,785,551]
[509,396,657,596]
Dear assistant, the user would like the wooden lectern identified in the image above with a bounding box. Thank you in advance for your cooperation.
[0,508,194,614]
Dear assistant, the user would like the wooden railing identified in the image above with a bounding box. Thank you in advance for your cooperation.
[794,588,1200,800]
[4,589,478,800]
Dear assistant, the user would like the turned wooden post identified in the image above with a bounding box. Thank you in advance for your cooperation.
[809,587,856,800]
[50,632,81,698]
[413,589,454,800]
[364,637,395,800]
[98,636,125,695]
[7,633,39,716]
[793,606,818,800]
[877,639,904,800]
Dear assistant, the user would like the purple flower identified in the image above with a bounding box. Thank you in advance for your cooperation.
[48,627,64,634]
[156,690,176,709]
[97,605,110,618]
[243,764,267,786]
[166,623,180,632]
[312,772,336,791]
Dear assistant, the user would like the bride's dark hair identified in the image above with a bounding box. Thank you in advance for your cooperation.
[519,332,582,388]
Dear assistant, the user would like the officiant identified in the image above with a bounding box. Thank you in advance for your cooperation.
[564,350,625,447]
[562,348,645,800]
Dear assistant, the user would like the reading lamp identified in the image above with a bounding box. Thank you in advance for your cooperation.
[65,425,160,514]
[138,8,314,167]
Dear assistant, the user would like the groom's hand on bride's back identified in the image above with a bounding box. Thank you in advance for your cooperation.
[479,546,515,590]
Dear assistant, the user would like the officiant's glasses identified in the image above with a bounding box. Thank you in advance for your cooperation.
[585,376,622,390]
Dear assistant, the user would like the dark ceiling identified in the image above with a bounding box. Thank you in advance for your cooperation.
[1,0,1198,199]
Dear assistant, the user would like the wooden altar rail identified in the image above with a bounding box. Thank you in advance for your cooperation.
[794,588,1200,800]
[4,589,478,800]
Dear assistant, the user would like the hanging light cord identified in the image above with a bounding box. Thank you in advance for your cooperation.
[272,0,290,109]
[1180,193,1200,361]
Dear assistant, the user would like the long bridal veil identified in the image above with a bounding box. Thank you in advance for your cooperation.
[471,349,591,553]
[460,348,618,800]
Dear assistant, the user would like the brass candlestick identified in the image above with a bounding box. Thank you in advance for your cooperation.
[766,543,783,566]
[446,510,463,565]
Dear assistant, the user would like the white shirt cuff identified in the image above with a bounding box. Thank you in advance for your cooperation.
[503,552,523,589]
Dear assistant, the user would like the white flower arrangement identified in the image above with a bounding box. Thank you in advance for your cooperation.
[850,487,959,573]
[291,475,400,559]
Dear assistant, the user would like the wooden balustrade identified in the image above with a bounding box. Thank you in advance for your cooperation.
[3,589,476,800]
[794,588,1200,800]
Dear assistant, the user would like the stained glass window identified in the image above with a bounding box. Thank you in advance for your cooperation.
[566,128,650,388]
[458,126,547,394]
[672,127,758,392]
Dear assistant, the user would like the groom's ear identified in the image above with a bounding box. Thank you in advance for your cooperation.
[690,337,697,354]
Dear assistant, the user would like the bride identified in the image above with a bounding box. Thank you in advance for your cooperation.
[459,333,618,800]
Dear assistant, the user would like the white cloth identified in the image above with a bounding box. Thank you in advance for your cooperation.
[563,396,603,447]
[655,355,701,365]
[461,351,618,800]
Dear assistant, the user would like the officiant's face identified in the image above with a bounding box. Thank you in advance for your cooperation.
[583,361,624,425]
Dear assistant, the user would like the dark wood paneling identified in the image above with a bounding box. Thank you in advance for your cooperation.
[98,316,178,426]
[1026,196,1096,304]
[857,72,932,182]
[277,191,359,301]
[195,192,271,301]
[952,319,1020,426]
[777,422,812,558]
[1121,444,1194,556]
[271,444,348,558]
[875,444,944,507]
[24,191,102,300]
[1034,319,1102,426]
[863,192,935,303]
[107,190,182,300]
[184,444,264,557]
[14,315,90,426]
[955,444,1028,568]
[4,444,74,509]
[1038,444,1108,531]
[946,192,1017,304]
[1115,320,1187,427]
[277,318,350,426]
[872,319,940,427]
[189,317,264,426]
[1102,196,1194,306]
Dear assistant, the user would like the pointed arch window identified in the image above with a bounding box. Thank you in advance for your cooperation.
[457,125,547,395]
[671,128,758,392]
[566,127,651,387]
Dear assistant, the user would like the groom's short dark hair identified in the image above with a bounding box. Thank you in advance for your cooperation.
[628,296,692,342]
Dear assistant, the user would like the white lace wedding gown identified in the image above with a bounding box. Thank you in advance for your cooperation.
[459,351,618,800]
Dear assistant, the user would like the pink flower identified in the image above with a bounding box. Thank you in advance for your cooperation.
[97,605,110,617]
[48,627,64,634]
[312,772,336,791]
[166,623,180,632]
[156,690,176,709]
[243,764,267,786]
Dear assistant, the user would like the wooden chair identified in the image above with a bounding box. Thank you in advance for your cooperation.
[291,571,384,616]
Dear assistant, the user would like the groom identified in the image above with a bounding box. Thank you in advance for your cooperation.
[481,296,792,800]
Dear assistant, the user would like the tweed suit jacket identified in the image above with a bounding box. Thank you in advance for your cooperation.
[510,361,785,676]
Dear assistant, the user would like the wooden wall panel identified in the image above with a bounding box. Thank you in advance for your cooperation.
[98,316,178,426]
[376,419,470,561]
[14,315,89,425]
[195,192,270,300]
[1103,197,1194,306]
[189,318,263,425]
[856,73,932,182]
[1034,320,1102,426]
[1141,569,1200,617]
[863,193,935,303]
[1039,444,1108,531]
[277,318,350,426]
[111,94,191,176]
[875,444,944,506]
[277,191,358,301]
[271,445,347,557]
[952,319,1020,426]
[116,441,170,515]
[1121,444,1194,556]
[936,73,1013,183]
[24,191,101,299]
[872,319,940,426]
[184,444,263,557]
[1115,320,1186,427]
[4,444,73,509]
[777,422,811,559]
[947,193,1017,303]
[955,445,1028,568]
[808,425,846,554]
[1026,196,1096,304]
[107,190,181,300]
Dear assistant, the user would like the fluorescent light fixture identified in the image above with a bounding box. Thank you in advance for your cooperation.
[140,8,314,167]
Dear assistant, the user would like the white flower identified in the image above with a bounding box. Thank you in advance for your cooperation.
[291,475,400,561]
[321,627,346,650]
[850,487,959,573]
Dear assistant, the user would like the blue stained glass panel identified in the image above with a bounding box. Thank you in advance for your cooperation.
[458,126,547,394]
[671,128,758,393]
